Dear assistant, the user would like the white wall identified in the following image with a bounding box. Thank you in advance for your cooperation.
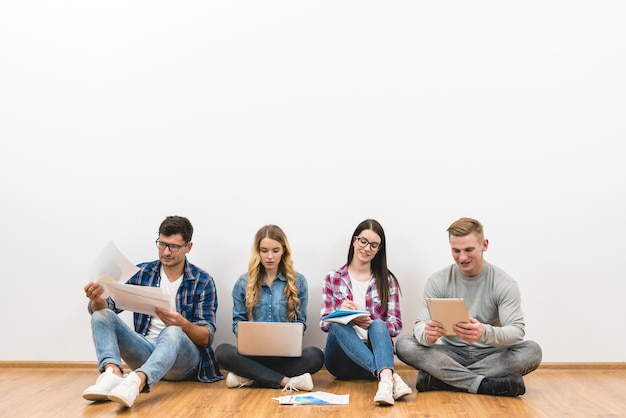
[1,2,624,364]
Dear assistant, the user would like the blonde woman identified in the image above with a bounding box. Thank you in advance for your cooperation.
[215,225,324,391]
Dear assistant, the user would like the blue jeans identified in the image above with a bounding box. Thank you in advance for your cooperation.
[323,320,395,380]
[90,309,201,392]
[215,343,324,388]
[395,334,543,393]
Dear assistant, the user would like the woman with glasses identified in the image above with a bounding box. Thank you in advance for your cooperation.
[320,219,412,406]
[215,225,324,391]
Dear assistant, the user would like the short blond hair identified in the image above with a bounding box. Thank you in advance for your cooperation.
[447,217,484,242]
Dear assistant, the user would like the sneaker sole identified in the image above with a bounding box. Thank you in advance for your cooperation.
[374,398,394,406]
[82,391,111,402]
[108,393,134,408]
[394,389,412,400]
[225,380,254,388]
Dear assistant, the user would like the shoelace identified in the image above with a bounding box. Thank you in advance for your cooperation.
[236,379,252,389]
[282,382,299,393]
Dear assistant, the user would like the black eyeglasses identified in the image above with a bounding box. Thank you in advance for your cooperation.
[354,236,381,251]
[155,239,188,253]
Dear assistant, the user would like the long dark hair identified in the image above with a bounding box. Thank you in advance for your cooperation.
[346,219,399,312]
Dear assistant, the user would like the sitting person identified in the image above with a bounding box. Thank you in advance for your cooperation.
[82,215,223,408]
[215,225,324,391]
[320,219,412,406]
[396,217,542,397]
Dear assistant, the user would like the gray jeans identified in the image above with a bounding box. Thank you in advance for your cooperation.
[395,334,542,393]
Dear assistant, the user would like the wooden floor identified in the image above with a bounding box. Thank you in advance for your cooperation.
[1,364,626,417]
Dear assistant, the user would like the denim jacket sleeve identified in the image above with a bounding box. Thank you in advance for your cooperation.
[295,273,308,331]
[231,274,249,336]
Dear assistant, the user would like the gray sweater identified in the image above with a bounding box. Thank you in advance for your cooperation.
[412,261,526,348]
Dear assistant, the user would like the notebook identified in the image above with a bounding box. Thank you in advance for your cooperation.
[236,321,304,357]
[426,298,470,335]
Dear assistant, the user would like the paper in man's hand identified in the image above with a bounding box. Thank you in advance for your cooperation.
[88,242,169,315]
[106,282,171,315]
[88,241,140,297]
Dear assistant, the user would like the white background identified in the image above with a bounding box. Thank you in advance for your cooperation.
[1,1,624,363]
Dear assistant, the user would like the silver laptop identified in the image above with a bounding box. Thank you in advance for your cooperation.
[237,321,304,357]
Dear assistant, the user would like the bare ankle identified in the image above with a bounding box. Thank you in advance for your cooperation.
[104,364,123,377]
[379,369,393,380]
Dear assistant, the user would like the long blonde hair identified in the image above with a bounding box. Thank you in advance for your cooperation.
[245,225,301,322]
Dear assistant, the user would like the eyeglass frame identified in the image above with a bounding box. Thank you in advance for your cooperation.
[155,239,189,253]
[353,236,382,251]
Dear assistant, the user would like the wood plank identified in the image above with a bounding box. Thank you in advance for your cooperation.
[2,360,625,369]
[1,367,626,417]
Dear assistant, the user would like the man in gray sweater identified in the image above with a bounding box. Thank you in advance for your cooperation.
[396,217,542,397]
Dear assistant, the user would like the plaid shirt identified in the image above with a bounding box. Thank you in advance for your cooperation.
[319,264,402,337]
[107,259,223,383]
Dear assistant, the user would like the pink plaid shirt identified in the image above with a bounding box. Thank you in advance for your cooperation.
[319,264,402,337]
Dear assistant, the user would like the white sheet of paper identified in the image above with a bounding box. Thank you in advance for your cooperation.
[87,241,169,315]
[106,282,171,315]
[88,241,140,298]
[272,391,350,405]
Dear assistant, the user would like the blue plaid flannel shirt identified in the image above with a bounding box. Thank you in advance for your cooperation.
[106,259,223,382]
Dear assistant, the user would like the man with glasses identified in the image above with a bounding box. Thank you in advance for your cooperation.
[82,216,223,408]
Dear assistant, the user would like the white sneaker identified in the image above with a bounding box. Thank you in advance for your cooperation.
[282,373,313,393]
[392,373,412,400]
[108,371,141,407]
[82,368,125,401]
[225,372,255,388]
[374,376,394,406]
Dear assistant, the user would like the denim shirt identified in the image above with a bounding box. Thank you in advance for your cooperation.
[231,271,308,336]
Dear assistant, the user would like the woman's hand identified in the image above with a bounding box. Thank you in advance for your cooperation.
[340,300,359,310]
[339,300,371,329]
[351,315,373,329]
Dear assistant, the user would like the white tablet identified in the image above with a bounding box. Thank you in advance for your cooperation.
[426,298,470,335]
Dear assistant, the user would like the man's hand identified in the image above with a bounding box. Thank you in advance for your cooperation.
[453,318,483,343]
[154,307,187,327]
[155,307,210,347]
[424,319,446,344]
[84,282,108,311]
